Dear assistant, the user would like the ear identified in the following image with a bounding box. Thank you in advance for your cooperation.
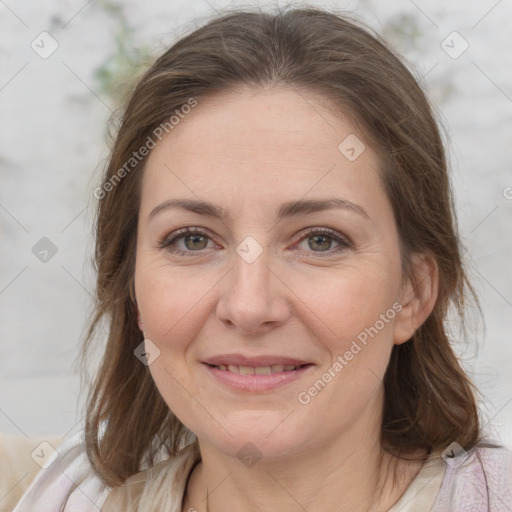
[393,253,439,345]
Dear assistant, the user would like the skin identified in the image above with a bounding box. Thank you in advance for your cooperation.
[134,86,438,512]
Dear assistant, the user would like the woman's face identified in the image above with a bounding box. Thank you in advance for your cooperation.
[134,86,415,460]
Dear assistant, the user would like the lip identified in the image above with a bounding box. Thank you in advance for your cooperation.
[202,353,315,392]
[203,353,311,367]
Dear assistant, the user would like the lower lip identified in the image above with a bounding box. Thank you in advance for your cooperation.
[203,363,314,392]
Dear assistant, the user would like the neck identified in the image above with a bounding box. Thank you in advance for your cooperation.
[183,396,426,512]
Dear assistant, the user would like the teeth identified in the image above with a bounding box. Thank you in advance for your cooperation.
[216,364,303,374]
[255,366,271,375]
[239,366,255,375]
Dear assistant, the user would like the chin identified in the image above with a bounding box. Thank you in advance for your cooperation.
[196,410,310,462]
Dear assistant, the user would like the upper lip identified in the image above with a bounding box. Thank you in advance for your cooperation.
[203,354,312,367]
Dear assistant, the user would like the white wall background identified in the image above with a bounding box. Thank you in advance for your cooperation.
[0,0,511,451]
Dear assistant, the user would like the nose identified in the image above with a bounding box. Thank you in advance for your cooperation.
[215,243,291,335]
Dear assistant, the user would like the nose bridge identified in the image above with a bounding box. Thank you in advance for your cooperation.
[216,235,290,332]
[234,236,271,293]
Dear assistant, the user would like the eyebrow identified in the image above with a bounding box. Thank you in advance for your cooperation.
[147,197,370,224]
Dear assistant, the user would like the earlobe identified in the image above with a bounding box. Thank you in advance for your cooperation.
[393,253,439,345]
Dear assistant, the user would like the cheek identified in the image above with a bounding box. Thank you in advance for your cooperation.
[135,264,214,430]
[290,265,399,394]
[147,357,213,437]
[135,262,220,346]
[290,263,400,338]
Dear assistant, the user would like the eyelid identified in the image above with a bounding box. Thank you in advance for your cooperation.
[158,225,353,256]
[293,226,353,250]
[158,227,216,252]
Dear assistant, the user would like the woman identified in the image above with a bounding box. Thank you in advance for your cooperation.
[12,5,512,511]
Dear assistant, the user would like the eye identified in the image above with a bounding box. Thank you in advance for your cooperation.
[158,227,214,256]
[159,226,352,257]
[294,227,352,256]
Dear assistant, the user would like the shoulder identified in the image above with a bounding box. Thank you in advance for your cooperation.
[102,442,200,512]
[0,433,63,511]
[432,443,512,511]
[11,429,110,512]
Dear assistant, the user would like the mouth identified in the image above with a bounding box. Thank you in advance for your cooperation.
[205,363,311,374]
[201,355,315,392]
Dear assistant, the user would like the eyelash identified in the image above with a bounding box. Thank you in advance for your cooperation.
[158,227,352,257]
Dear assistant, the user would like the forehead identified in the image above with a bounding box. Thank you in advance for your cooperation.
[140,86,385,219]
[148,86,368,160]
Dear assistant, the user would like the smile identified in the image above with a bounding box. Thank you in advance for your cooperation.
[202,362,314,392]
[213,364,307,374]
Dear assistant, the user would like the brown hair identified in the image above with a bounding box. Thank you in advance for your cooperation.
[79,4,500,492]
